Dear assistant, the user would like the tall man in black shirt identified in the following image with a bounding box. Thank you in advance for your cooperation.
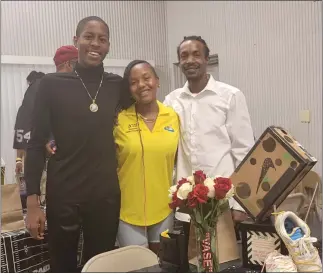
[25,16,123,272]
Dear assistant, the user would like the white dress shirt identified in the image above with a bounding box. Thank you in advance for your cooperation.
[164,75,255,217]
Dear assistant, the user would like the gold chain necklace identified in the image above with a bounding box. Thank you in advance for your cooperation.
[75,70,103,112]
[138,114,157,123]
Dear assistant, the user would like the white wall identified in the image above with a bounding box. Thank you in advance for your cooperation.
[166,1,322,175]
[1,1,170,98]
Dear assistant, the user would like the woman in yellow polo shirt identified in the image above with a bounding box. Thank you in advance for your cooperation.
[114,60,179,254]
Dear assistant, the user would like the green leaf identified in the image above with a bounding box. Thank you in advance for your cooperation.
[218,200,229,215]
[204,209,213,221]
[195,209,203,224]
[210,232,217,254]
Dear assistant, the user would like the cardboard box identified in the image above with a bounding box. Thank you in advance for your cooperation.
[239,220,288,270]
[1,183,25,232]
[231,126,317,222]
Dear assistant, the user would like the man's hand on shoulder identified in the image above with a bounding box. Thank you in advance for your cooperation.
[45,140,56,156]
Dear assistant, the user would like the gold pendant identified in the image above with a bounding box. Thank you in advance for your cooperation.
[89,101,98,112]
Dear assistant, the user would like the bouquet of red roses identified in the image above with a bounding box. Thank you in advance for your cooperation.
[168,170,234,273]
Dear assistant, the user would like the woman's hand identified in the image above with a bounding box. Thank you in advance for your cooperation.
[45,140,56,155]
[15,161,23,174]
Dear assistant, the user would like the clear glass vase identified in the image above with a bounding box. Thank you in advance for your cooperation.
[194,221,219,273]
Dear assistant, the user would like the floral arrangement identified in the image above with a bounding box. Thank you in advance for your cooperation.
[168,170,234,273]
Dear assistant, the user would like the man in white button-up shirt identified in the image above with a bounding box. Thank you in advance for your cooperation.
[164,36,255,222]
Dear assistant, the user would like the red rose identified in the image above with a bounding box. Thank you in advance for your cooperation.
[177,178,189,189]
[214,177,232,199]
[187,184,209,208]
[169,191,183,209]
[193,170,207,184]
[187,192,198,208]
[194,184,209,203]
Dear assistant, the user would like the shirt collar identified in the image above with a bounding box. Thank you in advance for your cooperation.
[124,100,170,116]
[181,74,218,97]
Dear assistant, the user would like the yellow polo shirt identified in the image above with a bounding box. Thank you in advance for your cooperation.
[114,101,179,226]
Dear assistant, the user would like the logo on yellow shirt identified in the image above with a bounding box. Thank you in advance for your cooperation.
[164,126,175,132]
[126,123,139,133]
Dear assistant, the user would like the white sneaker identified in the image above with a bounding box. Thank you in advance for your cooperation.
[274,211,322,272]
[263,250,297,272]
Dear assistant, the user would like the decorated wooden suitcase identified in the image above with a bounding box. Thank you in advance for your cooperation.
[230,126,317,222]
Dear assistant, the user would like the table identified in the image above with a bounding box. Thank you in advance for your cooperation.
[130,240,259,273]
[130,261,260,273]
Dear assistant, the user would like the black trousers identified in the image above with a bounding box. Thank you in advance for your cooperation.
[46,197,120,273]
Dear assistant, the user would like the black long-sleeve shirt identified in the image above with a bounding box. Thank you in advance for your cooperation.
[25,63,122,204]
[13,79,42,150]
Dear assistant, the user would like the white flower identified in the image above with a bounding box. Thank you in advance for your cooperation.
[168,185,177,198]
[225,185,235,199]
[187,176,195,185]
[203,178,215,198]
[177,183,193,200]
